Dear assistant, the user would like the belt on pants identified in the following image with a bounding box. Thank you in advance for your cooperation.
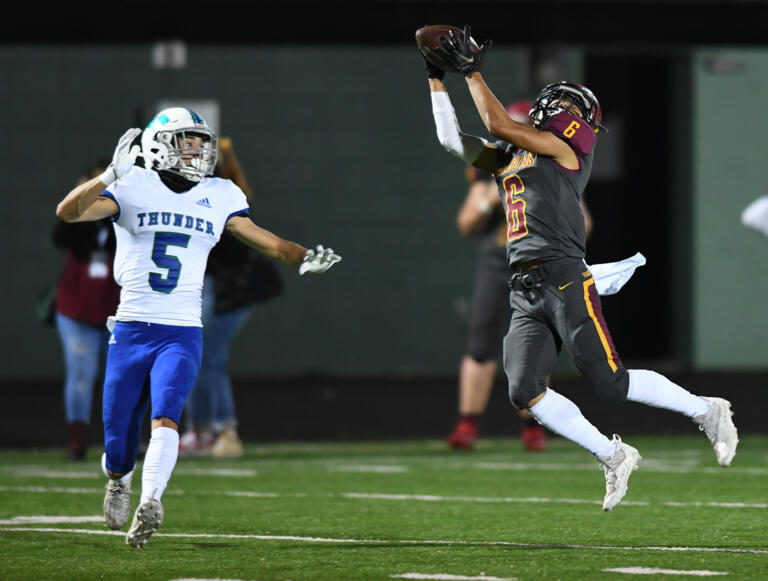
[508,260,550,291]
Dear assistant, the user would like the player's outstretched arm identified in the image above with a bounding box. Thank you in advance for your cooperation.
[56,128,141,222]
[463,73,576,167]
[427,77,499,174]
[226,215,341,275]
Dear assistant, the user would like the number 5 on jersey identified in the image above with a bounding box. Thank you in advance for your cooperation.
[503,174,528,241]
[149,232,190,293]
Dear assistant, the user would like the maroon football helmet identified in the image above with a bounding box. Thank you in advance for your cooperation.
[530,82,606,132]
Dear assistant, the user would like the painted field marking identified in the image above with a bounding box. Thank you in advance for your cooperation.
[391,573,516,580]
[0,516,103,525]
[0,486,102,494]
[3,468,256,479]
[471,462,768,475]
[341,492,768,509]
[329,465,408,473]
[174,468,257,477]
[603,567,728,576]
[1,486,765,509]
[0,527,766,555]
[4,470,99,479]
[343,492,615,506]
[224,491,283,498]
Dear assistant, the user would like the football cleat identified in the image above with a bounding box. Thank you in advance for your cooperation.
[597,435,641,511]
[447,419,478,451]
[103,475,132,530]
[521,423,547,452]
[694,397,739,467]
[126,497,164,549]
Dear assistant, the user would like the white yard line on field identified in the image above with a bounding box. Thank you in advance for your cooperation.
[1,485,765,509]
[340,492,768,509]
[2,468,256,479]
[0,526,766,555]
[471,462,768,475]
[602,567,728,576]
[391,574,516,580]
[174,469,257,477]
[328,465,408,473]
[0,516,104,524]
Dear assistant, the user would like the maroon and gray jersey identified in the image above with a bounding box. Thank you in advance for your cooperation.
[492,112,596,267]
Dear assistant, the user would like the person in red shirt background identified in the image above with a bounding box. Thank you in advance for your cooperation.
[53,159,121,460]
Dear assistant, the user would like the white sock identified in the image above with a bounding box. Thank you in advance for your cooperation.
[529,388,616,457]
[627,369,710,418]
[101,452,133,485]
[140,427,179,504]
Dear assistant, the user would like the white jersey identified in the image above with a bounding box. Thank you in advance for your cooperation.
[103,167,249,326]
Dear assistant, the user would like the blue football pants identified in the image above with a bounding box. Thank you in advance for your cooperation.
[102,321,202,474]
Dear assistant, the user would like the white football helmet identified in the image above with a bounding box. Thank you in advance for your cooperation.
[141,107,218,182]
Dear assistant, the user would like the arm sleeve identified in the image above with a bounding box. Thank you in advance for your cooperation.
[431,91,488,164]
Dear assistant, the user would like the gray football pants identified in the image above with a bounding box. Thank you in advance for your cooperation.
[503,256,630,410]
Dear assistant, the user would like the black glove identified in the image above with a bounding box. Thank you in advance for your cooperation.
[435,25,492,76]
[423,55,445,80]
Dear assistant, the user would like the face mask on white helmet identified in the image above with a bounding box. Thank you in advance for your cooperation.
[141,107,218,182]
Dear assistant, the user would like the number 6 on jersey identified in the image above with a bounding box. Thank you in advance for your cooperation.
[503,174,528,241]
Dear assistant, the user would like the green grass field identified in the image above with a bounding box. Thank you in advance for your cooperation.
[0,435,766,580]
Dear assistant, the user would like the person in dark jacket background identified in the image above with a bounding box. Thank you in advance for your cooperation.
[179,137,283,458]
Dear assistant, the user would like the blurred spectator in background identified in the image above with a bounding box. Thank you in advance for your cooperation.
[741,192,768,240]
[52,159,121,460]
[179,138,284,458]
[447,101,593,452]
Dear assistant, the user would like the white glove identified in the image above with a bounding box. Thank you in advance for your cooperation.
[299,245,342,275]
[99,128,142,186]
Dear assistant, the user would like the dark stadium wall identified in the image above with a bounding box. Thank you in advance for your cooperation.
[3,44,767,384]
[2,45,534,380]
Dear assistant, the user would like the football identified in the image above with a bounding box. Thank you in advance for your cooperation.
[415,24,481,73]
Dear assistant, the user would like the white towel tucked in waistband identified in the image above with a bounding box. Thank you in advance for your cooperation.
[584,252,646,296]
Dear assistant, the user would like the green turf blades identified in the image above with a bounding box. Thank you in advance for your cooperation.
[0,436,765,580]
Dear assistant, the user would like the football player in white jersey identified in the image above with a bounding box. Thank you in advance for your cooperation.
[55,108,341,548]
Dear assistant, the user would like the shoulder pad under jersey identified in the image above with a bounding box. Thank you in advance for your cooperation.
[544,112,597,156]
